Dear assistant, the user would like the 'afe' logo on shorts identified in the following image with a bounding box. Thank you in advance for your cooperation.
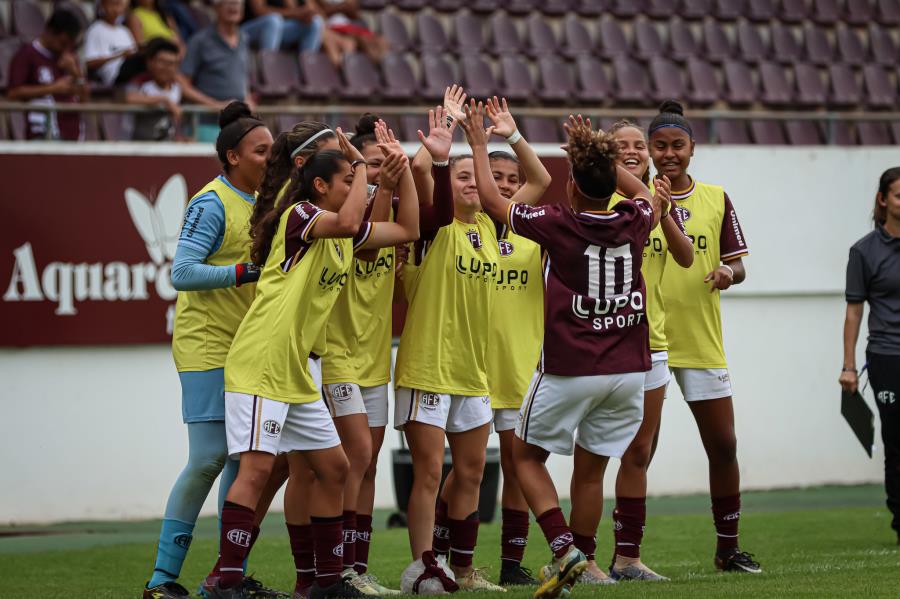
[420,393,440,410]
[332,384,353,401]
[498,240,514,256]
[227,529,252,547]
[467,230,483,250]
[263,420,281,436]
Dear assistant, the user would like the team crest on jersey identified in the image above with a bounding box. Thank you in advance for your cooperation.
[675,206,691,222]
[466,230,483,249]
[331,384,354,402]
[420,393,441,410]
[498,240,514,256]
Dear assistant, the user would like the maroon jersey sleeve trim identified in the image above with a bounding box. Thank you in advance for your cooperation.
[353,221,374,250]
[719,192,750,260]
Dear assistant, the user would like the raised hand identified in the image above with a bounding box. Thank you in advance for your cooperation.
[485,96,517,138]
[378,150,408,191]
[374,119,403,155]
[416,106,456,162]
[562,113,593,141]
[336,127,366,163]
[460,100,494,148]
[443,84,467,123]
[654,174,672,214]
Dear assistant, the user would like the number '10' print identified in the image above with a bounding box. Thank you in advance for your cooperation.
[583,244,633,299]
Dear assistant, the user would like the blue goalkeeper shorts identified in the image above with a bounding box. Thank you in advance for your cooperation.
[178,368,225,423]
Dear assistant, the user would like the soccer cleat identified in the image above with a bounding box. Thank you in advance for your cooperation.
[715,550,762,574]
[293,587,312,599]
[499,562,538,586]
[533,547,588,599]
[244,575,291,597]
[309,578,366,599]
[143,581,190,598]
[357,574,401,595]
[537,566,570,597]
[342,569,381,596]
[206,582,252,599]
[574,568,616,585]
[609,561,669,582]
[455,568,507,592]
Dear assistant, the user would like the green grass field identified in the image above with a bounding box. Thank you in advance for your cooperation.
[1,485,898,598]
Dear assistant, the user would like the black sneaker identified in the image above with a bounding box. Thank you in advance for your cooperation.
[499,562,538,586]
[309,578,366,599]
[715,549,762,574]
[244,575,290,598]
[206,582,252,599]
[143,581,190,598]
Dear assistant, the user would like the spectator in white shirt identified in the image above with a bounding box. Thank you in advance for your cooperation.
[125,38,183,140]
[85,0,137,85]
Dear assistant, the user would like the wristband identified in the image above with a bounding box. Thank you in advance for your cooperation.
[350,159,367,173]
[445,114,455,128]
[720,263,734,279]
[506,130,522,145]
[841,367,858,373]
[433,158,449,167]
[235,263,261,287]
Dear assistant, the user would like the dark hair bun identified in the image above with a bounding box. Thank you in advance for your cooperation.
[658,100,685,116]
[219,101,254,129]
[355,113,379,137]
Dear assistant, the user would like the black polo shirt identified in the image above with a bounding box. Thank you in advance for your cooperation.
[846,225,900,355]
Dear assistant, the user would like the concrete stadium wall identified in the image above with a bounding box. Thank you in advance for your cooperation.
[1,144,896,524]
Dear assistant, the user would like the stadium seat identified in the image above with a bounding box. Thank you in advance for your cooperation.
[723,59,757,106]
[845,0,875,25]
[469,0,500,11]
[645,0,678,19]
[716,120,751,144]
[829,121,858,145]
[598,17,631,59]
[857,121,893,145]
[835,27,867,66]
[417,13,450,55]
[520,116,563,143]
[432,0,464,11]
[869,24,898,66]
[526,14,559,58]
[489,13,524,56]
[396,0,426,10]
[794,63,828,107]
[771,23,803,65]
[715,0,745,20]
[0,38,22,92]
[380,52,418,100]
[891,123,900,145]
[779,0,809,22]
[257,50,301,98]
[506,0,538,14]
[574,55,614,103]
[574,0,607,16]
[561,14,594,58]
[379,12,413,53]
[10,0,44,40]
[685,56,721,106]
[634,20,665,61]
[454,13,486,55]
[342,52,382,100]
[803,25,834,67]
[459,55,498,99]
[747,0,776,21]
[750,120,788,145]
[398,114,428,142]
[702,21,733,63]
[299,52,342,99]
[420,53,456,101]
[759,61,793,106]
[828,64,862,108]
[737,21,769,63]
[540,0,574,15]
[359,0,388,7]
[690,118,711,143]
[609,0,644,18]
[612,56,653,105]
[812,0,842,24]
[668,19,700,63]
[499,55,535,102]
[785,120,825,145]
[876,0,900,24]
[649,56,687,103]
[862,65,896,109]
[681,0,712,20]
[536,55,575,103]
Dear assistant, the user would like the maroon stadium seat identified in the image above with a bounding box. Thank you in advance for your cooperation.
[11,0,44,40]
[747,0,776,21]
[812,0,841,24]
[612,56,653,105]
[396,0,426,10]
[520,116,563,143]
[499,55,535,102]
[599,17,631,59]
[381,52,418,101]
[432,0,464,11]
[460,55,498,99]
[454,13,485,55]
[785,120,825,145]
[470,0,501,11]
[829,121,857,145]
[420,53,456,101]
[716,120,751,144]
[737,21,768,63]
[398,114,427,142]
[562,14,594,58]
[690,119,711,143]
[750,120,788,145]
[759,61,793,106]
[869,24,899,66]
[780,0,809,22]
[682,0,713,20]
[379,12,412,53]
[794,63,828,107]
[536,55,575,103]
[685,56,721,106]
[702,21,733,63]
[299,52,341,98]
[892,123,900,145]
[361,1,388,11]
[257,50,301,98]
[862,65,897,109]
[803,25,834,67]
[506,0,538,14]
[634,21,665,61]
[574,0,608,15]
[0,38,22,92]
[668,19,700,62]
[417,13,450,55]
[526,14,559,57]
[645,0,678,19]
[857,121,893,145]
[828,64,863,108]
[490,13,524,56]
[771,23,803,65]
[876,0,900,24]
[836,27,868,66]
[715,0,745,20]
[540,0,573,15]
[845,0,875,25]
[342,52,382,101]
[574,55,614,103]
[649,56,687,102]
[723,59,757,105]
[610,0,643,18]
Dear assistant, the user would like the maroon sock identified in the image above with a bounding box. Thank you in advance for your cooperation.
[448,513,480,569]
[613,496,646,559]
[537,507,573,559]
[572,532,596,562]
[218,502,256,588]
[433,498,450,559]
[354,514,373,575]
[312,515,344,587]
[208,556,221,579]
[712,494,741,554]
[500,509,530,564]
[287,523,315,591]
[342,511,357,571]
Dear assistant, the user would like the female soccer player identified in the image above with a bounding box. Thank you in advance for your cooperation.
[648,100,759,574]
[393,105,502,593]
[208,130,420,599]
[463,107,664,598]
[604,120,693,582]
[143,102,273,599]
[840,166,900,545]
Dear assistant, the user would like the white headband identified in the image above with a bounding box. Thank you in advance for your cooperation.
[290,128,334,159]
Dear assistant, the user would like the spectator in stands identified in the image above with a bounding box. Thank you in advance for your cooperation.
[125,39,183,141]
[127,0,185,54]
[85,0,138,86]
[319,0,386,67]
[241,0,324,53]
[166,0,200,41]
[180,0,253,142]
[7,9,88,140]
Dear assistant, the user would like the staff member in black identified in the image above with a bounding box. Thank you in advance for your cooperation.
[841,166,900,545]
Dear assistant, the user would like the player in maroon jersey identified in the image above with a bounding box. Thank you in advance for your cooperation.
[461,107,666,597]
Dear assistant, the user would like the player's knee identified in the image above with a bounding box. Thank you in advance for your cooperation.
[622,439,653,471]
[708,434,738,464]
[346,443,373,474]
[453,460,485,492]
[320,453,350,485]
[413,460,443,493]
[188,448,227,483]
[363,459,378,482]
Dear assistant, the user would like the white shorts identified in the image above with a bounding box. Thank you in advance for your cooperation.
[493,408,520,433]
[644,352,671,392]
[322,382,389,428]
[670,367,732,402]
[516,371,644,458]
[394,387,493,433]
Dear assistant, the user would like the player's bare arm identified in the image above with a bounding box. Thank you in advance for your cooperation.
[485,96,551,205]
[461,101,511,226]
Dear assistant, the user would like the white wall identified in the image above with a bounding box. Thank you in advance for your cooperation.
[2,145,896,524]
